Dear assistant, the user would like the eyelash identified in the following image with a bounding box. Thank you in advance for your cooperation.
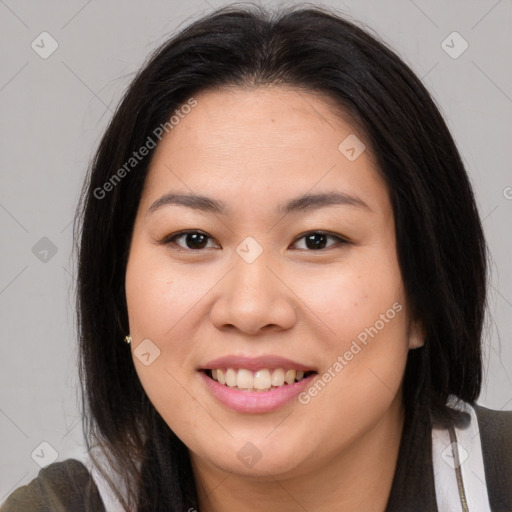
[159,230,350,253]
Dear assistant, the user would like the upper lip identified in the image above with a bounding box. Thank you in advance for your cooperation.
[200,355,316,372]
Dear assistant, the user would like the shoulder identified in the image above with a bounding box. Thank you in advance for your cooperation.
[472,403,512,512]
[1,458,106,512]
[473,402,512,429]
[473,402,512,459]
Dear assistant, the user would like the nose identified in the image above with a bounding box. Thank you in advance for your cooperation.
[209,251,297,335]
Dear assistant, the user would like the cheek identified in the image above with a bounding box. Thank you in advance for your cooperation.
[297,245,410,401]
[125,244,199,336]
[298,253,405,345]
[125,247,200,424]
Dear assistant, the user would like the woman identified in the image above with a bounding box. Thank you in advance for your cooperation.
[2,3,511,512]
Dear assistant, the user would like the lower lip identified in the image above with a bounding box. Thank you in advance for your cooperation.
[200,371,316,413]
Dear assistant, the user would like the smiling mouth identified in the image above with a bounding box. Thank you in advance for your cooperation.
[202,368,317,392]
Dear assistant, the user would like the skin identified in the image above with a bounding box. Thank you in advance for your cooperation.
[125,85,424,512]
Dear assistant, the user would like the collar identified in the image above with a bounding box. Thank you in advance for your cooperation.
[432,396,492,511]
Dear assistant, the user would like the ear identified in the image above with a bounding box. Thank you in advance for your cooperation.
[408,319,425,350]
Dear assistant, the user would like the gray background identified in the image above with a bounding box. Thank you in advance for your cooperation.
[1,0,511,501]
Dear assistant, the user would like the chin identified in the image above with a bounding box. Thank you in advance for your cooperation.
[195,435,313,480]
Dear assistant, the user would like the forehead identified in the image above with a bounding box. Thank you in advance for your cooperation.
[140,86,390,218]
[161,85,364,156]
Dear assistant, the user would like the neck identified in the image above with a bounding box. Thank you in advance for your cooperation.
[191,397,405,512]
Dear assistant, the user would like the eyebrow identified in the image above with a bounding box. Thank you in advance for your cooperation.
[147,190,373,216]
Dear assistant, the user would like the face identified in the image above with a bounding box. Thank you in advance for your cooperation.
[125,86,423,481]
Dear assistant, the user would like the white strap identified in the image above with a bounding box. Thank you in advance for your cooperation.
[80,453,126,512]
[89,464,126,512]
[432,397,492,511]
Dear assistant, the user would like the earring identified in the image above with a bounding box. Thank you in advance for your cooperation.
[124,335,132,344]
[409,334,425,349]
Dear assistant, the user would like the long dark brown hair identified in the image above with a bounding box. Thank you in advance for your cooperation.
[73,3,488,510]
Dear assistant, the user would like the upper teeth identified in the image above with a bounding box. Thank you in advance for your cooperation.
[210,368,308,391]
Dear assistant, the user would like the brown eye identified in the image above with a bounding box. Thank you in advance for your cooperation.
[163,231,217,251]
[292,231,348,251]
